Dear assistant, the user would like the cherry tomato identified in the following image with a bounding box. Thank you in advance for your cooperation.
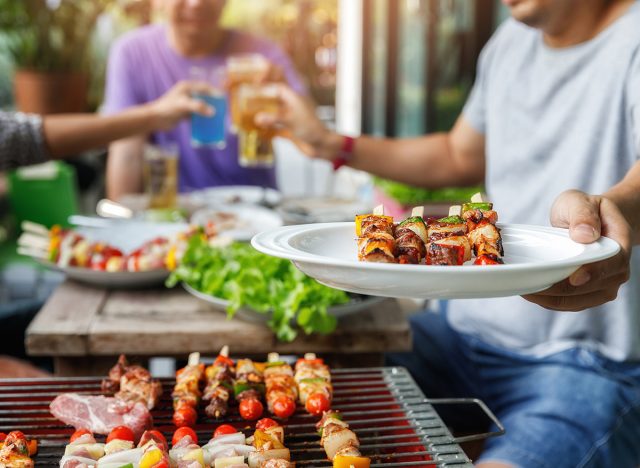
[272,397,296,419]
[106,425,135,444]
[255,418,278,431]
[172,427,198,446]
[69,429,92,443]
[139,429,168,451]
[173,405,197,428]
[239,398,264,421]
[0,432,6,442]
[213,424,237,438]
[305,393,331,416]
[474,255,502,266]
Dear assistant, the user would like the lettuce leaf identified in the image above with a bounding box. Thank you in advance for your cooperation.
[166,237,349,342]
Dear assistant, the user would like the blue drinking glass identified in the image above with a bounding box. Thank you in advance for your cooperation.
[191,91,227,149]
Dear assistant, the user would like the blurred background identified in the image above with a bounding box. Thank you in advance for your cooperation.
[0,0,508,363]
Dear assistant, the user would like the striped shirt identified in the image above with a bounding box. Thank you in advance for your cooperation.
[0,111,48,171]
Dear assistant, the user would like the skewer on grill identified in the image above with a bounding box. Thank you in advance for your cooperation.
[235,358,266,421]
[316,411,370,468]
[0,431,37,468]
[264,353,298,419]
[294,353,332,416]
[172,352,204,428]
[355,205,396,263]
[102,355,163,410]
[203,345,236,419]
[247,419,293,468]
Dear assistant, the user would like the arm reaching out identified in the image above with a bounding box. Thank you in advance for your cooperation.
[43,80,213,158]
[257,84,487,189]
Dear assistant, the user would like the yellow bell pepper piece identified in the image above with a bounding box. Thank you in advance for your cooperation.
[333,455,371,468]
[166,245,178,271]
[139,448,163,468]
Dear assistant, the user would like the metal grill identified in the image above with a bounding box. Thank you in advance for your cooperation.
[0,366,504,467]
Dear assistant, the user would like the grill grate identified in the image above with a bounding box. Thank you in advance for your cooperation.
[0,367,503,467]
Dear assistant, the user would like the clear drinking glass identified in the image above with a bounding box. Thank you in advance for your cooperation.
[190,66,227,148]
[226,54,269,133]
[143,142,179,209]
[236,83,280,168]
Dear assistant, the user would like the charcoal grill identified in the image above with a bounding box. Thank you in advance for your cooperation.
[0,366,504,467]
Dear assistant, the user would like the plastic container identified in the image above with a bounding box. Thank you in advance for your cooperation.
[8,161,79,229]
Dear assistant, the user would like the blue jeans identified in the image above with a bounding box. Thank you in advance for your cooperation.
[387,309,640,468]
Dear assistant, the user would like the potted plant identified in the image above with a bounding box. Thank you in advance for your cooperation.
[0,0,112,114]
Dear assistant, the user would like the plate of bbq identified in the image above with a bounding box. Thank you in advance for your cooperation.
[16,220,210,288]
[252,193,621,300]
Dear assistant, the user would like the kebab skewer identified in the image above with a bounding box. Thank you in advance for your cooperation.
[203,345,236,419]
[101,355,163,410]
[200,424,255,467]
[247,419,293,468]
[316,412,370,468]
[463,193,504,265]
[235,358,266,421]
[0,431,37,468]
[172,352,204,428]
[264,353,298,419]
[294,353,332,416]
[393,206,428,264]
[425,206,472,266]
[356,205,396,263]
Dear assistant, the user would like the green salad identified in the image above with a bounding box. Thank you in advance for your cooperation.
[166,236,349,342]
[374,178,483,206]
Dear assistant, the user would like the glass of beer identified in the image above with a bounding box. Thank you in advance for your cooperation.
[143,142,179,209]
[226,54,269,133]
[236,83,280,168]
[190,67,227,148]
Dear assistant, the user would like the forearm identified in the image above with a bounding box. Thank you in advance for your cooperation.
[315,117,485,188]
[345,134,482,187]
[42,104,159,158]
[604,161,640,244]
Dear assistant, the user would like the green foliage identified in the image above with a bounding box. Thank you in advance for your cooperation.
[374,177,483,206]
[0,0,112,73]
[167,237,349,342]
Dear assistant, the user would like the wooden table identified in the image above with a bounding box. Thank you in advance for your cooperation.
[26,280,413,376]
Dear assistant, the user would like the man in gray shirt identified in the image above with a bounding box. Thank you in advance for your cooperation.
[258,0,640,466]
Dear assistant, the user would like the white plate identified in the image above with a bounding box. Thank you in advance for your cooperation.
[37,220,188,288]
[37,259,169,289]
[190,204,283,242]
[251,223,621,300]
[182,283,384,322]
[190,185,283,207]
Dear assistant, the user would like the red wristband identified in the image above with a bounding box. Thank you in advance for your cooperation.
[332,135,355,171]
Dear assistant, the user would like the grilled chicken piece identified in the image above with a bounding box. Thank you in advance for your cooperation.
[394,228,425,264]
[427,220,467,242]
[426,236,472,266]
[467,219,503,257]
[357,232,396,263]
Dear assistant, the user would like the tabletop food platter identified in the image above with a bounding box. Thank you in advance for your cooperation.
[251,222,620,299]
[182,282,385,323]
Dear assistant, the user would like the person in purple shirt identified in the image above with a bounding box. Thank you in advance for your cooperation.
[102,0,306,200]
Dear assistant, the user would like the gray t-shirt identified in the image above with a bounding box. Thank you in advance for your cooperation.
[449,1,640,362]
